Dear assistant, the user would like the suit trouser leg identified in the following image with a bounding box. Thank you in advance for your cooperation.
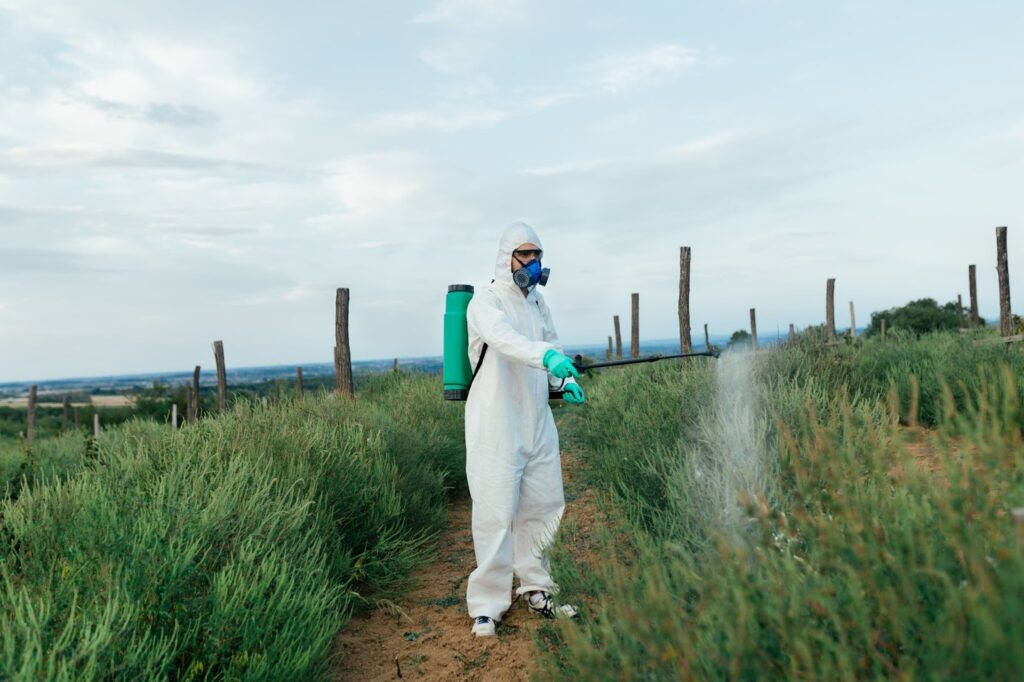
[466,462,522,619]
[513,443,565,595]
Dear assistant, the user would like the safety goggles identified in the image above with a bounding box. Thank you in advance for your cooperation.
[513,249,543,260]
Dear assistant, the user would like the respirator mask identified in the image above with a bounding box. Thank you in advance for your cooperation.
[512,252,550,288]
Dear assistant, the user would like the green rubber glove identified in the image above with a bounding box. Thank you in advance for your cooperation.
[562,383,585,404]
[543,349,580,379]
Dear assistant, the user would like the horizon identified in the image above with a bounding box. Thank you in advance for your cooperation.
[2,315,990,389]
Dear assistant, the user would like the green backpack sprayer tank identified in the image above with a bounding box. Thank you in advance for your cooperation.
[442,283,719,401]
[443,284,475,400]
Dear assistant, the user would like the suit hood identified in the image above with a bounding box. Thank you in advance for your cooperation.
[493,221,544,287]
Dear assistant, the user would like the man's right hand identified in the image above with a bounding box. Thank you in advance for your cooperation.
[543,350,580,379]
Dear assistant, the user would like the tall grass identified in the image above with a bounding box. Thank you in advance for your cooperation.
[0,373,464,680]
[543,333,1024,679]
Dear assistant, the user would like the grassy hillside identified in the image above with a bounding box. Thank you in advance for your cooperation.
[0,373,464,680]
[543,330,1024,679]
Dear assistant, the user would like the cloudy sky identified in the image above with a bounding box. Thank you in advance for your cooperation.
[2,0,1023,382]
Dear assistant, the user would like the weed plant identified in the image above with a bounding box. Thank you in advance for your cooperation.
[0,373,464,680]
[544,332,1024,680]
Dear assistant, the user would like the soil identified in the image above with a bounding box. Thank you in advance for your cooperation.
[330,444,603,681]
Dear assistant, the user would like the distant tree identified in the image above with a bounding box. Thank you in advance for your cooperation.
[728,329,752,349]
[867,298,984,337]
[133,380,187,423]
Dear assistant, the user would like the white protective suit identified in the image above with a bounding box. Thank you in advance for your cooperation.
[464,221,577,620]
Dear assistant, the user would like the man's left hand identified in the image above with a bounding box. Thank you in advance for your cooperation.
[562,383,585,405]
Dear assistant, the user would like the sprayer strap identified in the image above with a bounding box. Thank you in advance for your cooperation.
[466,343,488,396]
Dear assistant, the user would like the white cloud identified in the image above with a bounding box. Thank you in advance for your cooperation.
[413,0,533,74]
[414,0,530,28]
[322,151,431,221]
[522,130,746,176]
[370,43,698,134]
[582,44,699,94]
[1000,119,1024,142]
[362,105,509,133]
[218,285,316,307]
[522,157,616,177]
[661,131,745,161]
[65,235,141,257]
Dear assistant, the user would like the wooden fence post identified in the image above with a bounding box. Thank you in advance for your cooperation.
[788,323,797,345]
[212,341,227,411]
[93,413,100,438]
[606,336,612,360]
[27,385,37,447]
[613,316,622,359]
[631,293,640,358]
[190,365,201,423]
[881,318,887,341]
[704,323,711,351]
[335,288,354,397]
[171,403,178,429]
[826,278,836,343]
[968,264,980,327]
[73,405,80,429]
[749,308,759,349]
[296,367,304,400]
[957,294,966,330]
[393,358,399,373]
[678,247,692,353]
[62,394,70,432]
[996,226,1012,337]
[849,301,857,340]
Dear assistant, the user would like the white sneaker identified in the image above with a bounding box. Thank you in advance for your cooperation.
[527,591,578,619]
[471,616,496,637]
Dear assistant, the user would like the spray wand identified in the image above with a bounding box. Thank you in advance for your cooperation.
[570,350,720,374]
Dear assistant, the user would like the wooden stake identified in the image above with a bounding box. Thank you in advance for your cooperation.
[996,226,1012,337]
[957,294,966,330]
[826,278,836,343]
[749,308,759,349]
[881,318,887,341]
[393,358,399,373]
[335,288,354,397]
[191,365,201,423]
[296,367,304,400]
[93,413,100,438]
[704,323,711,351]
[62,394,70,432]
[171,403,178,429]
[678,247,692,353]
[606,336,612,361]
[27,385,37,447]
[631,293,640,358]
[213,341,227,411]
[849,301,857,339]
[968,264,980,327]
[788,323,797,344]
[613,315,622,359]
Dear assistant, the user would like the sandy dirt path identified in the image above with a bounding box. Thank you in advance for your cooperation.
[330,443,600,681]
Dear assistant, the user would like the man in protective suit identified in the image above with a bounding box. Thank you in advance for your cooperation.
[464,221,585,637]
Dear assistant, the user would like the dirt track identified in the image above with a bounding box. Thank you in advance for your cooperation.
[331,445,599,681]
